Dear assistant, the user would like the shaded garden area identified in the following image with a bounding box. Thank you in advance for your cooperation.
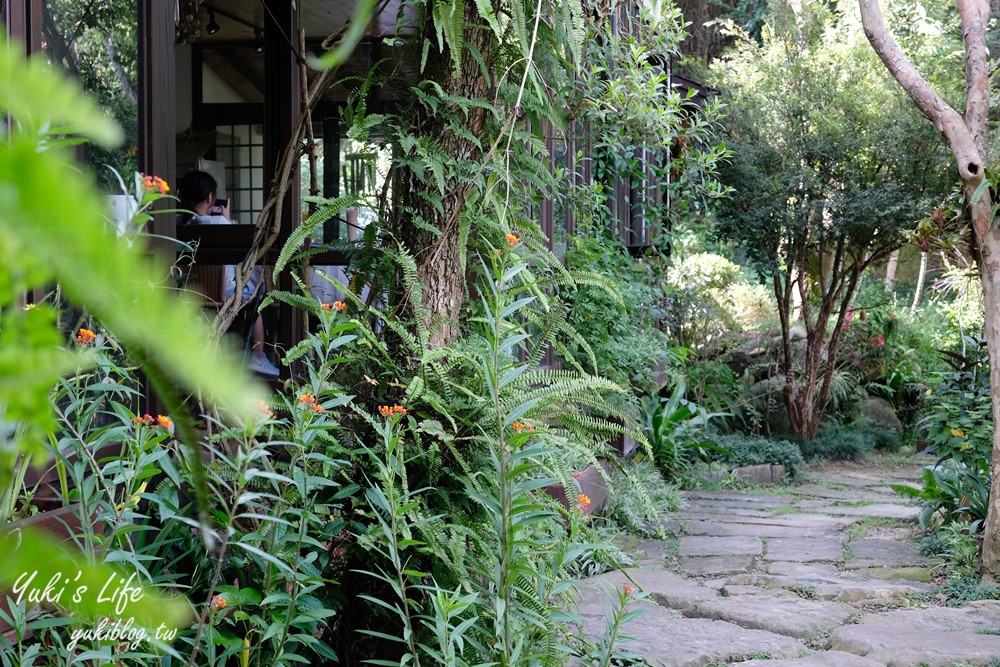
[4,0,1000,665]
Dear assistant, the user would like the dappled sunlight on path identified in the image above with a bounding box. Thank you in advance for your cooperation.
[577,454,1000,666]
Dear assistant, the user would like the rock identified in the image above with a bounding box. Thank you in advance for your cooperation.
[862,397,903,434]
[679,536,763,557]
[790,325,808,341]
[830,624,1000,666]
[701,464,788,485]
[739,651,887,667]
[855,601,1000,633]
[725,572,928,603]
[681,519,836,539]
[720,585,799,598]
[576,610,805,666]
[794,501,919,522]
[677,555,756,577]
[843,540,931,569]
[765,537,845,562]
[684,596,857,639]
[576,569,717,613]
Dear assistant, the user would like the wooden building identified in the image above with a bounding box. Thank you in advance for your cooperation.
[2,0,707,357]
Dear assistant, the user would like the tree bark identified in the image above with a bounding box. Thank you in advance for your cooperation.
[394,1,495,347]
[884,248,899,291]
[910,251,928,316]
[859,0,1000,579]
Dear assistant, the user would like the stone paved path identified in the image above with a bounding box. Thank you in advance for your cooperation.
[577,456,1000,666]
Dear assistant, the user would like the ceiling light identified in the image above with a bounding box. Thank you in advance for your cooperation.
[206,8,220,35]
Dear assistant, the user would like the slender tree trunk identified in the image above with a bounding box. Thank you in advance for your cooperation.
[859,0,1000,578]
[394,1,495,347]
[884,248,899,291]
[910,251,928,316]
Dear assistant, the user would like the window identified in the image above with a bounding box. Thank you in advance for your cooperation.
[214,123,264,224]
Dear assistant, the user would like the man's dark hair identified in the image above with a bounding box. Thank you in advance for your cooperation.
[177,170,217,223]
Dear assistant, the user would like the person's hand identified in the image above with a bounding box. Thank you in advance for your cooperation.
[221,199,232,221]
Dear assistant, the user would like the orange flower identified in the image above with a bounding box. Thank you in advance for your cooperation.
[511,421,535,432]
[132,414,156,426]
[623,584,635,598]
[577,493,591,512]
[156,415,173,429]
[141,174,170,195]
[505,233,521,248]
[333,301,346,312]
[259,400,274,417]
[322,303,333,311]
[211,595,226,610]
[299,394,324,413]
[76,328,96,346]
[378,405,407,418]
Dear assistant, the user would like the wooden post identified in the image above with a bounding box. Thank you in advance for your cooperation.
[263,0,301,363]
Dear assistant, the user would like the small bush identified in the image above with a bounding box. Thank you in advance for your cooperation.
[870,426,901,451]
[799,424,897,461]
[707,433,805,475]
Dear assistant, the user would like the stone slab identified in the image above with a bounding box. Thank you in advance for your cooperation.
[847,567,933,583]
[681,504,780,518]
[678,513,856,530]
[577,569,717,613]
[844,540,929,568]
[682,519,837,539]
[725,573,928,603]
[679,536,763,557]
[677,555,755,577]
[767,562,842,577]
[684,596,856,639]
[683,492,796,506]
[577,609,805,667]
[739,651,887,667]
[793,502,918,521]
[830,625,1000,666]
[790,485,897,503]
[766,537,845,562]
[720,585,799,598]
[855,601,1000,633]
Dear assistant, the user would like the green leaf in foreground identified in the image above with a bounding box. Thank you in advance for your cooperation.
[0,528,192,630]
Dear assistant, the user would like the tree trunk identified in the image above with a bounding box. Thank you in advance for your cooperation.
[395,2,495,347]
[859,0,1000,578]
[884,248,899,291]
[910,251,927,316]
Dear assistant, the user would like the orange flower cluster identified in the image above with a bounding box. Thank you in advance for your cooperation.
[141,174,170,194]
[378,405,407,418]
[623,584,635,599]
[131,414,172,429]
[259,400,274,417]
[299,394,324,413]
[577,493,591,513]
[321,301,347,312]
[211,595,227,610]
[505,233,521,248]
[76,328,96,346]
[511,421,535,432]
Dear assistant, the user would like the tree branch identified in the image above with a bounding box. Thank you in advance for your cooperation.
[858,0,984,185]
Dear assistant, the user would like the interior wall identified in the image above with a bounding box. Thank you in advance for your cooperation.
[175,42,192,133]
[202,61,245,103]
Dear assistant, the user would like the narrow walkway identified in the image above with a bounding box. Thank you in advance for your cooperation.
[578,456,1000,666]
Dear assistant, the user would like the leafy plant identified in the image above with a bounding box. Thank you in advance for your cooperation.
[641,381,729,480]
[892,459,990,532]
[706,433,805,475]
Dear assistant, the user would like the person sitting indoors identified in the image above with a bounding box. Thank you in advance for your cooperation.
[177,170,280,378]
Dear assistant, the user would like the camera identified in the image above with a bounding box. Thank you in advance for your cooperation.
[210,197,228,216]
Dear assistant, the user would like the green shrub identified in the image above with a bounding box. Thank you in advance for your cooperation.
[798,423,898,461]
[707,433,805,475]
